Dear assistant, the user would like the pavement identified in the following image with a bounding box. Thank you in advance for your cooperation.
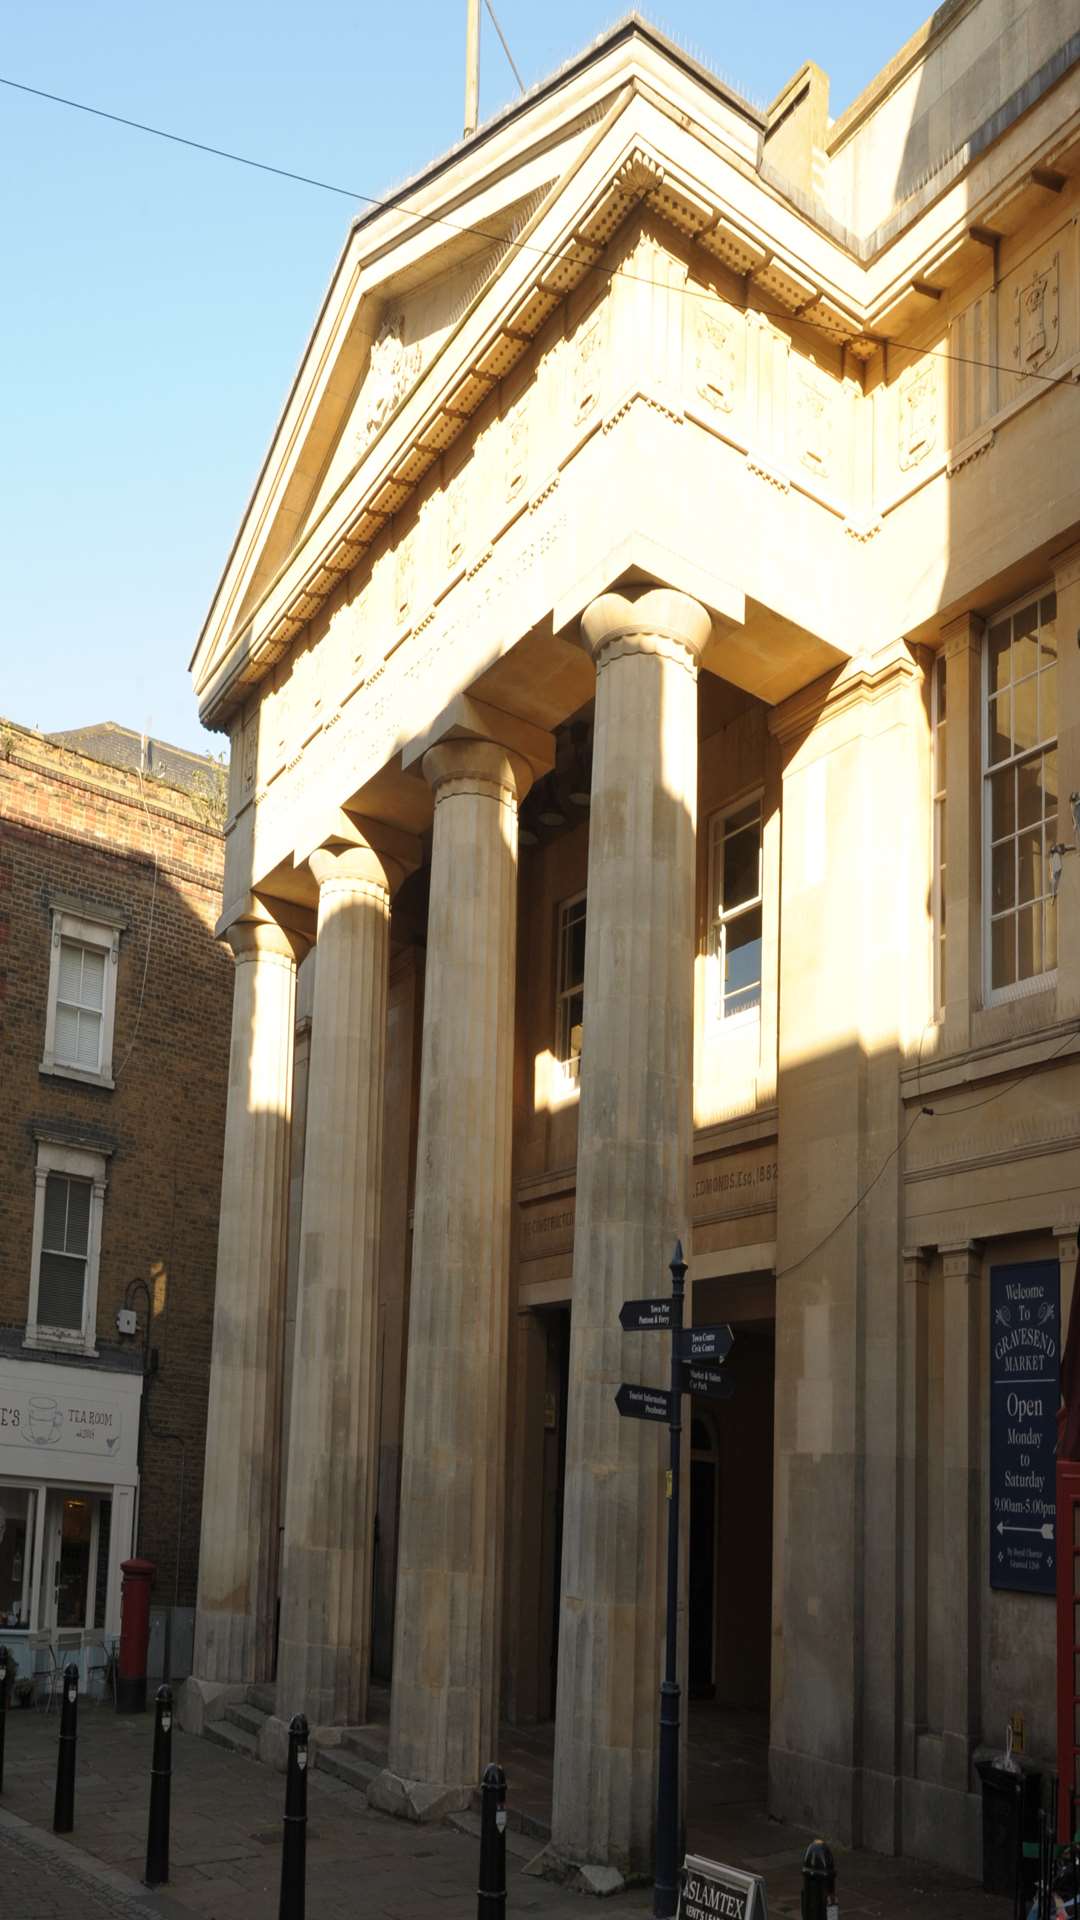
[0,1696,1015,1920]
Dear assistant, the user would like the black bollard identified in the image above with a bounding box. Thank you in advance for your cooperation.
[279,1712,309,1920]
[801,1841,837,1920]
[478,1763,507,1920]
[144,1684,173,1887]
[53,1663,80,1834]
[0,1646,8,1795]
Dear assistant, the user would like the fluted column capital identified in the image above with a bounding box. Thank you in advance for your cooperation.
[581,585,711,674]
[421,737,535,808]
[225,918,308,967]
[308,842,394,905]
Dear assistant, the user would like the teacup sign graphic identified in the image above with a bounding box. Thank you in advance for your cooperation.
[26,1396,63,1446]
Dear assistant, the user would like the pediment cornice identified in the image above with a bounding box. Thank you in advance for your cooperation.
[195,109,869,728]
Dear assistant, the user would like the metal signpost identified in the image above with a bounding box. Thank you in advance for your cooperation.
[615,1241,735,1920]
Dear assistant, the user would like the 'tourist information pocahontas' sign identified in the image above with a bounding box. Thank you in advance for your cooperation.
[679,1855,767,1920]
[990,1260,1060,1596]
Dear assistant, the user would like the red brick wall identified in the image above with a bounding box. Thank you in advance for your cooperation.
[0,725,232,1608]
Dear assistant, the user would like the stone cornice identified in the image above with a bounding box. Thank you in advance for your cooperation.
[768,637,922,747]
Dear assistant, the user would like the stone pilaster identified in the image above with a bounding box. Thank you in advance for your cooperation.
[549,586,710,1882]
[940,615,983,1050]
[939,1241,981,1793]
[900,1246,929,1781]
[275,836,414,1729]
[193,916,304,1689]
[374,735,533,1819]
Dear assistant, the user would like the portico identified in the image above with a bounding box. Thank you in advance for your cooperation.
[184,9,1080,1888]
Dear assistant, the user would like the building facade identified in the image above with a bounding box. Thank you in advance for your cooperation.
[185,4,1080,1879]
[0,721,231,1686]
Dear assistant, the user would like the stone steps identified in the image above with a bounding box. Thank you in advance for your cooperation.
[245,1683,277,1716]
[446,1810,538,1862]
[226,1702,269,1739]
[315,1744,380,1793]
[205,1716,261,1760]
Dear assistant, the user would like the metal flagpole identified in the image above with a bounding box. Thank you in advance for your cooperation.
[464,0,480,134]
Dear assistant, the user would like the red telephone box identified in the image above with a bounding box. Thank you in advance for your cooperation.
[1056,1462,1080,1840]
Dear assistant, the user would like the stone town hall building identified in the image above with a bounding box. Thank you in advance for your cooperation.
[182,3,1080,1882]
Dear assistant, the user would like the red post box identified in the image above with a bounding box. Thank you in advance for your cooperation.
[117,1557,155,1713]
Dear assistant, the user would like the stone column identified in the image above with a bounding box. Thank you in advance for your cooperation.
[940,1241,981,1792]
[193,917,304,1692]
[275,838,408,1730]
[373,735,532,1819]
[549,586,710,1883]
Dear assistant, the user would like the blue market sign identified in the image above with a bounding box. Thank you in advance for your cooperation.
[990,1260,1059,1595]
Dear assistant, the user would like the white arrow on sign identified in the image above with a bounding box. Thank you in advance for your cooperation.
[995,1521,1054,1540]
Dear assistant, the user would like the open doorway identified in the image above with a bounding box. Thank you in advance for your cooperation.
[687,1300,775,1838]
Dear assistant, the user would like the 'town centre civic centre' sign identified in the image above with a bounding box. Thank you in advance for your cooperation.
[679,1855,767,1920]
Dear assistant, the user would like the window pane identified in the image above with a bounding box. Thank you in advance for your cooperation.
[991,842,1015,913]
[1012,675,1038,755]
[1045,900,1058,972]
[934,653,947,726]
[724,984,761,1018]
[567,910,586,988]
[1042,748,1058,819]
[1017,757,1044,829]
[726,801,760,836]
[1040,666,1057,742]
[0,1489,32,1628]
[1017,903,1041,980]
[79,948,106,1013]
[42,1174,69,1250]
[722,825,760,912]
[991,915,1016,989]
[1017,830,1042,905]
[988,621,1011,692]
[725,907,762,1001]
[75,1009,102,1071]
[990,768,1015,840]
[37,1252,85,1330]
[54,1003,80,1063]
[1012,603,1039,681]
[1040,593,1057,658]
[65,1180,90,1255]
[988,691,1011,765]
[58,941,84,1002]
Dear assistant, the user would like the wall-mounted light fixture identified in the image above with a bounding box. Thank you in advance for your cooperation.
[1049,792,1080,898]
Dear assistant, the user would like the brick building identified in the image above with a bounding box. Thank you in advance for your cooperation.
[0,719,230,1687]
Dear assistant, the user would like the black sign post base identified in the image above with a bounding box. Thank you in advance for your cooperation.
[653,1242,686,1920]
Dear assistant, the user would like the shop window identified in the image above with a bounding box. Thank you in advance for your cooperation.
[41,902,123,1087]
[984,590,1057,997]
[0,1488,35,1630]
[26,1139,108,1354]
[931,651,947,1016]
[708,796,763,1021]
[555,893,586,1080]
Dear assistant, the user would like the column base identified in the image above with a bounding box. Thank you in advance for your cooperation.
[176,1677,245,1735]
[367,1768,473,1823]
[768,1742,856,1845]
[524,1844,643,1897]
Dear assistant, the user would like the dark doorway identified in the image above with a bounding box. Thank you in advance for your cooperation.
[541,1306,570,1719]
[688,1309,775,1711]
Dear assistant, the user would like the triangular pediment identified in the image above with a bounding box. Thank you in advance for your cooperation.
[192,23,872,729]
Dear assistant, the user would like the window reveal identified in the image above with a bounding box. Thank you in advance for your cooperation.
[709,798,763,1020]
[985,591,1057,993]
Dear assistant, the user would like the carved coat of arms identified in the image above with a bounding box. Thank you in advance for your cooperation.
[797,368,832,477]
[1014,256,1059,372]
[356,312,422,456]
[695,307,737,415]
[897,362,938,471]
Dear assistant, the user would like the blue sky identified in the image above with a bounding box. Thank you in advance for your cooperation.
[1,2,929,755]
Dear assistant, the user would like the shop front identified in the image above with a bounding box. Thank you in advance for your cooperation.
[0,1357,141,1695]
